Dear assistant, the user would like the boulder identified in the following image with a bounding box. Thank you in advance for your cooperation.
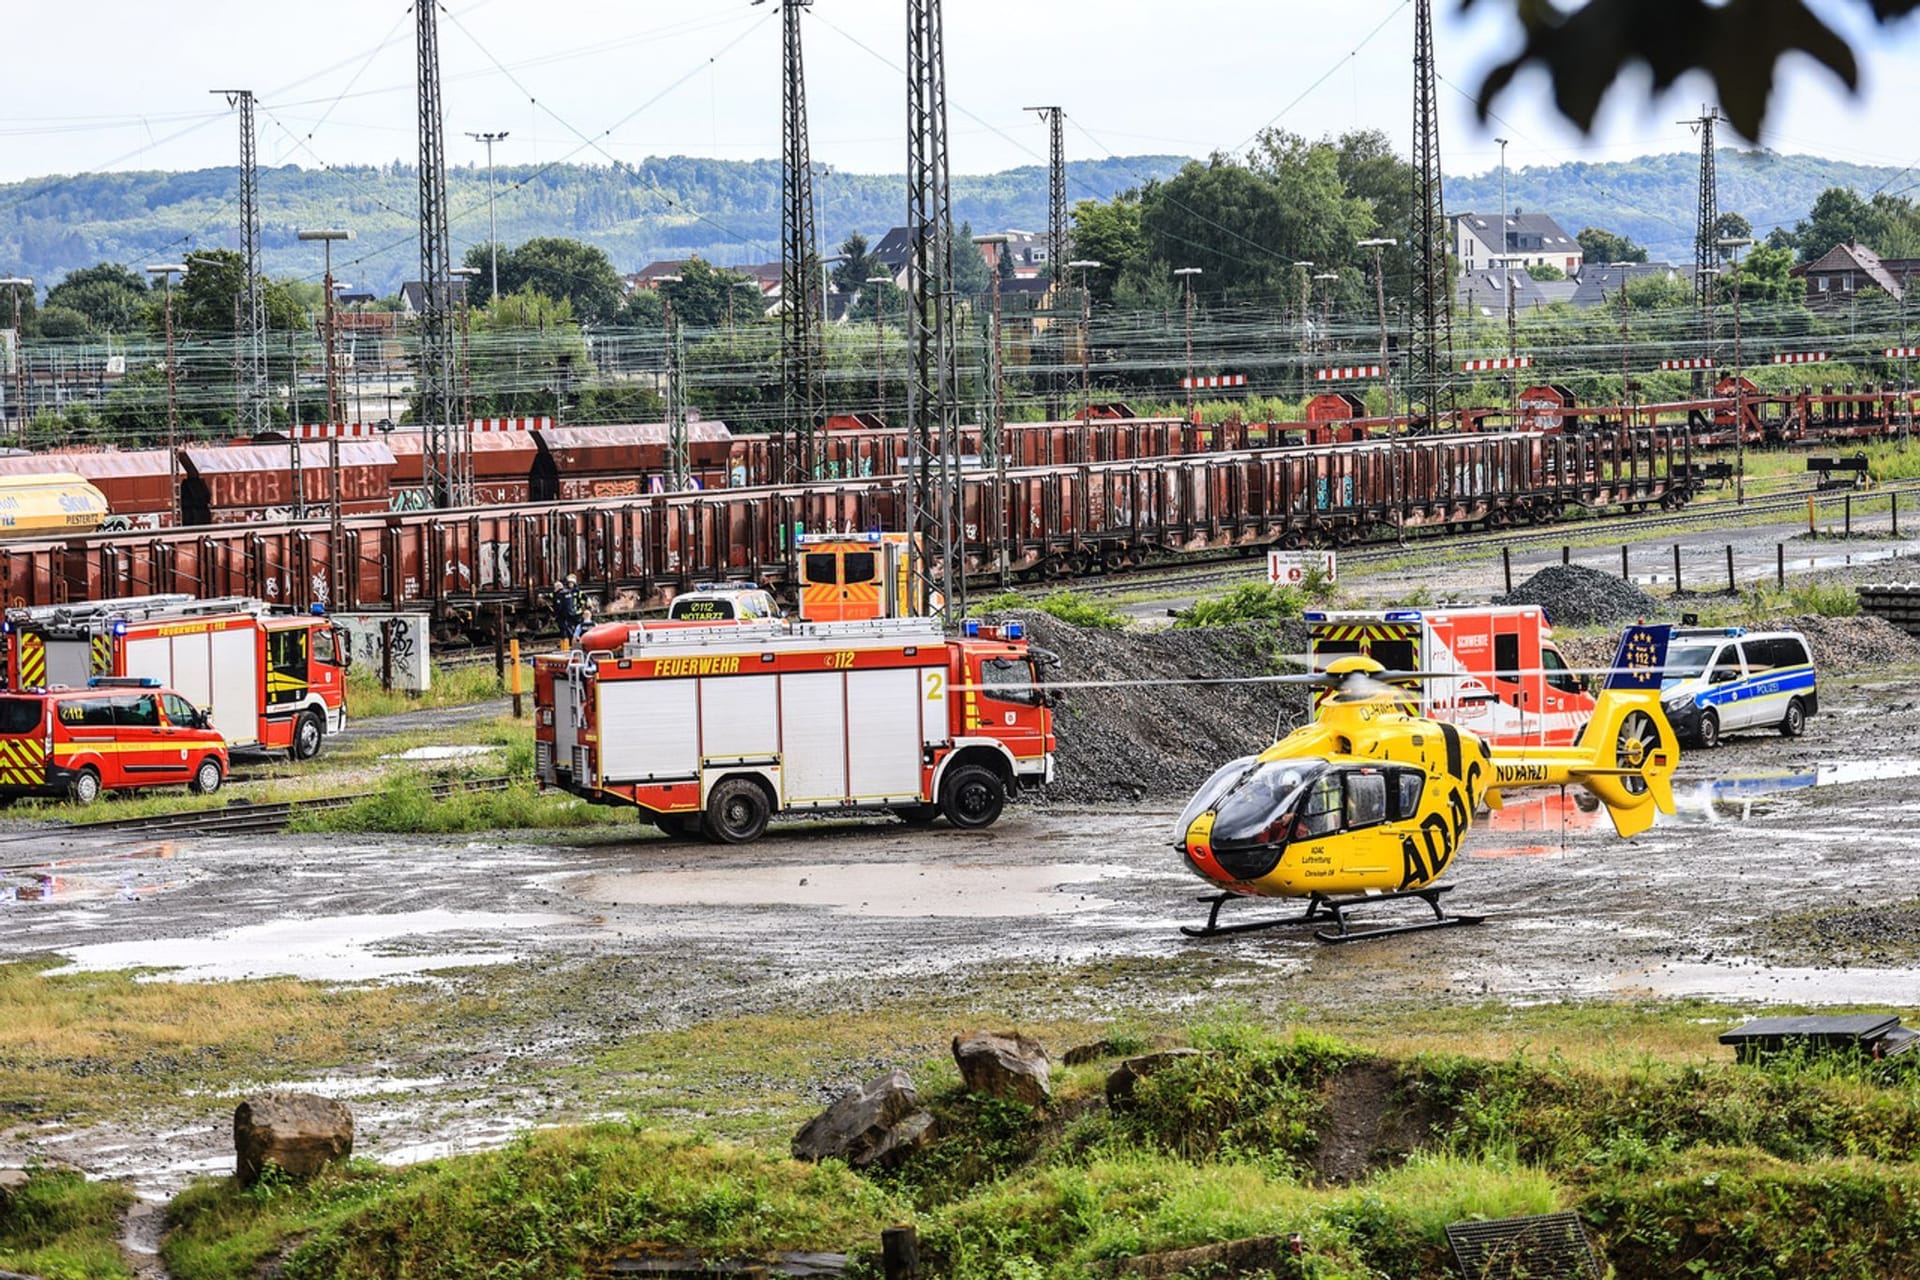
[791,1068,934,1170]
[233,1092,354,1186]
[1106,1048,1208,1110]
[952,1030,1051,1107]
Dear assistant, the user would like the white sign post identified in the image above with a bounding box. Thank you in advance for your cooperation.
[1267,550,1337,588]
[333,613,432,693]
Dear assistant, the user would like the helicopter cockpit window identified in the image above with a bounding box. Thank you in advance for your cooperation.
[1294,770,1345,839]
[1209,761,1326,845]
[981,657,1038,706]
[1176,755,1258,839]
[1344,771,1388,830]
[1392,771,1425,821]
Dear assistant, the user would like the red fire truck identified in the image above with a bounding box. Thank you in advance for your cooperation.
[4,595,351,760]
[534,617,1054,842]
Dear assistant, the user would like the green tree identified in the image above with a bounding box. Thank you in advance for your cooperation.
[463,236,624,323]
[1333,129,1415,244]
[1714,211,1754,251]
[953,222,991,300]
[574,381,664,424]
[98,363,171,443]
[1070,197,1149,298]
[44,263,150,334]
[1526,262,1566,280]
[658,259,764,332]
[1575,226,1647,264]
[35,305,91,338]
[466,287,590,418]
[1727,242,1799,304]
[173,251,304,334]
[830,232,882,293]
[843,277,906,326]
[1790,187,1875,261]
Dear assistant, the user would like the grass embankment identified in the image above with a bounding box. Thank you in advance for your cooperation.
[0,958,458,1125]
[146,1002,1920,1280]
[344,663,517,720]
[0,1168,133,1280]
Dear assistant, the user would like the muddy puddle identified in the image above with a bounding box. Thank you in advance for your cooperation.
[574,860,1132,919]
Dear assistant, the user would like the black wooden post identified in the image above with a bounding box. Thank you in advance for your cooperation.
[379,618,395,694]
[1726,545,1735,593]
[882,1225,920,1280]
[1673,545,1682,594]
[1502,547,1513,595]
[1777,542,1785,588]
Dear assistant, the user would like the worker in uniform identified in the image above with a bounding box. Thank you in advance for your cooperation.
[552,574,583,646]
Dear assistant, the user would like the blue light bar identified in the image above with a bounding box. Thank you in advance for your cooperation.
[963,620,981,637]
[1383,610,1423,623]
[110,621,129,637]
[1005,621,1024,640]
[1304,611,1327,622]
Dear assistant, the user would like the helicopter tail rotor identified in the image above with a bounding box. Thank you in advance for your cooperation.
[1565,690,1679,837]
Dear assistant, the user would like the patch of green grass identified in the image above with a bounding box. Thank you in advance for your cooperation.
[1174,582,1306,629]
[346,662,509,720]
[0,1167,133,1280]
[163,1127,905,1280]
[0,958,469,1126]
[285,773,627,835]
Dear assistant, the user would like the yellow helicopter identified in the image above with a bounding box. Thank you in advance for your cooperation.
[1177,625,1682,942]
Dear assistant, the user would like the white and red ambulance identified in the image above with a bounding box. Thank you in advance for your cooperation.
[1306,606,1595,747]
[534,617,1053,842]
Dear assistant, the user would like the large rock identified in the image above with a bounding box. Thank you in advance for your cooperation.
[791,1068,934,1170]
[952,1030,1051,1107]
[1106,1049,1208,1110]
[233,1092,354,1186]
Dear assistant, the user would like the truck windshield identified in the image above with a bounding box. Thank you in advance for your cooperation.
[0,698,41,735]
[1662,644,1719,684]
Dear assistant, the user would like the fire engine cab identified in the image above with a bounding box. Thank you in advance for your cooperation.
[3,595,350,760]
[795,532,924,621]
[1306,605,1595,747]
[534,617,1054,843]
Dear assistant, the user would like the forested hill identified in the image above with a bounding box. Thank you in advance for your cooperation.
[1445,149,1914,264]
[0,155,1188,295]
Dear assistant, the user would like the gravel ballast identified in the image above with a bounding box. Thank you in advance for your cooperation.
[1495,563,1663,626]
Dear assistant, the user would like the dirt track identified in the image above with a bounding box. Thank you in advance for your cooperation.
[3,676,1917,1196]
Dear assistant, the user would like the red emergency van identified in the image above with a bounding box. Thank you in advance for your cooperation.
[0,678,230,804]
[1307,606,1595,747]
[534,617,1054,842]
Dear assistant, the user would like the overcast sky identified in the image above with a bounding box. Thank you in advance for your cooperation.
[6,0,1920,186]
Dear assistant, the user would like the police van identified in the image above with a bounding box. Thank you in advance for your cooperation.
[0,677,230,805]
[1659,627,1817,748]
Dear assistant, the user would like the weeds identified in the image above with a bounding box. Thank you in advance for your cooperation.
[346,663,508,720]
[1174,582,1306,628]
[285,773,626,835]
[0,1167,133,1280]
[973,590,1131,629]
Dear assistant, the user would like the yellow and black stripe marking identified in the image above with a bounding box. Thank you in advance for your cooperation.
[16,636,44,690]
[1314,623,1418,643]
[0,737,46,787]
[90,634,111,675]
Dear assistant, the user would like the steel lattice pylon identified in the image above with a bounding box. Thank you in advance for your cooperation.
[416,0,462,507]
[1406,0,1453,425]
[215,90,270,440]
[907,0,962,622]
[1026,105,1067,419]
[779,0,824,484]
[1692,107,1720,309]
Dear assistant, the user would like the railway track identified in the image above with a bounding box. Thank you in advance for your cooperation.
[1057,479,1920,603]
[0,775,515,852]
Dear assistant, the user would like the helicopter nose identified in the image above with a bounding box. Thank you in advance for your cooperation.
[1181,813,1235,885]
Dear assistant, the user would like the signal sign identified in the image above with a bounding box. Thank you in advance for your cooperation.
[1314,365,1382,382]
[1461,356,1532,372]
[1658,358,1714,370]
[1268,550,1337,586]
[1772,352,1829,365]
[1181,375,1248,389]
[1887,347,1920,359]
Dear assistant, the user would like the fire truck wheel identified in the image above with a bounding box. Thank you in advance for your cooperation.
[69,768,101,807]
[190,758,224,795]
[293,711,326,761]
[940,764,1006,829]
[705,778,770,845]
[893,804,939,826]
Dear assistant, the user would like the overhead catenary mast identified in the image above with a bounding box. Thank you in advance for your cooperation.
[1405,0,1454,426]
[211,89,270,439]
[765,0,826,483]
[907,0,963,622]
[415,0,463,507]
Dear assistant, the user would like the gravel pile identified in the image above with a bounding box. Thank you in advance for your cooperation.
[991,611,1310,804]
[1495,563,1663,626]
[1555,613,1920,676]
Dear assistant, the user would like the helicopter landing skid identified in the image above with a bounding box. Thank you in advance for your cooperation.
[1181,887,1483,944]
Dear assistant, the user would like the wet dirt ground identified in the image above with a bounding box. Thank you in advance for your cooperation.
[2,677,1917,1200]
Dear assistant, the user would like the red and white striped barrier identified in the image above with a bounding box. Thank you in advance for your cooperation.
[1180,375,1248,390]
[1772,352,1829,365]
[471,416,552,432]
[1887,347,1920,359]
[1313,365,1382,382]
[1461,356,1532,372]
[1658,358,1714,370]
[289,416,553,439]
